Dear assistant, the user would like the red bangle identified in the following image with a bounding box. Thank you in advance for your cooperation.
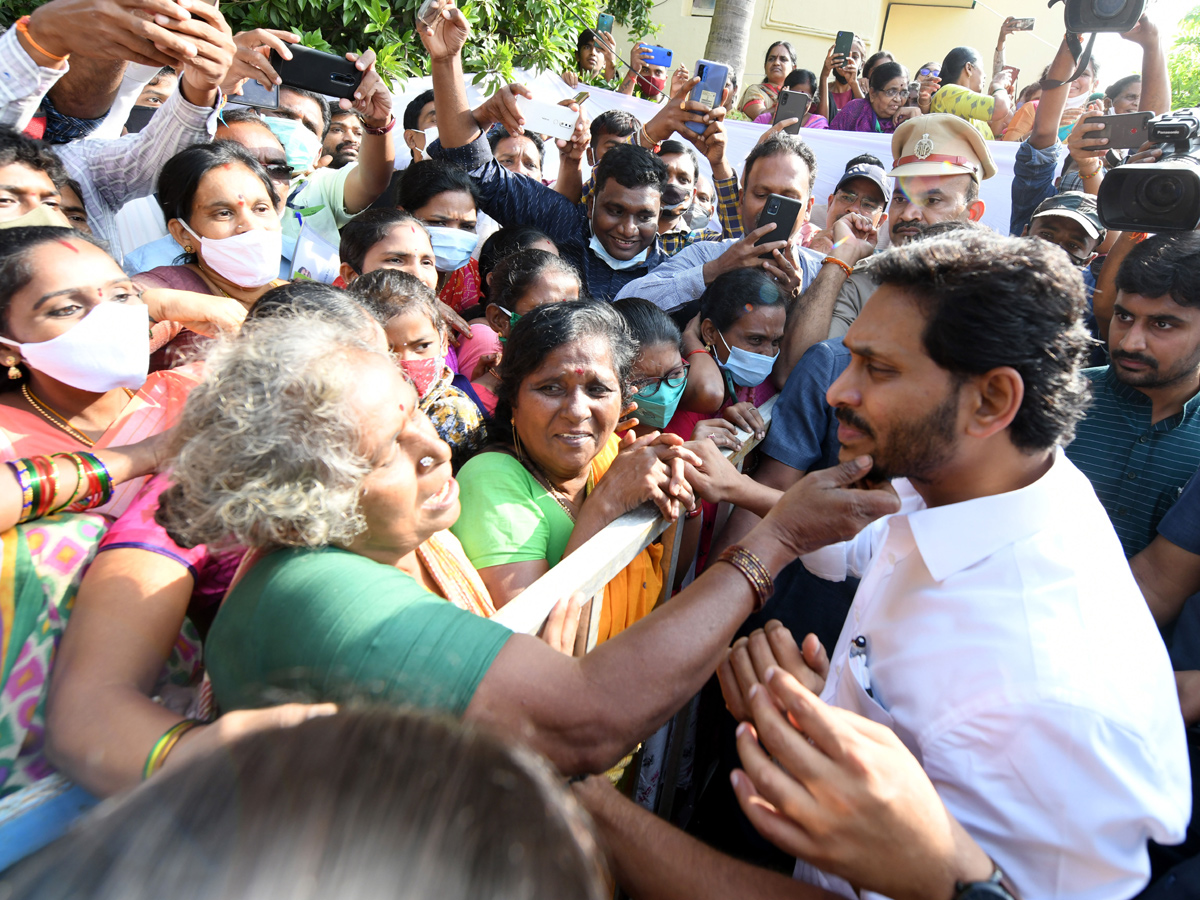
[822,255,853,276]
[363,115,395,136]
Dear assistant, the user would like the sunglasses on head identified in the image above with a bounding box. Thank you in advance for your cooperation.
[265,164,295,180]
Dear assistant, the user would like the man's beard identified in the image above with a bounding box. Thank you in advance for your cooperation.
[835,386,960,483]
[1108,348,1200,392]
[328,143,359,169]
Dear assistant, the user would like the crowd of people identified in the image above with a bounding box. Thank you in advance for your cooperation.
[0,0,1194,897]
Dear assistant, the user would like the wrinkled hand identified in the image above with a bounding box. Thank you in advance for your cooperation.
[538,592,584,655]
[27,0,194,67]
[596,430,702,521]
[691,418,742,452]
[718,621,829,720]
[225,28,300,92]
[732,669,994,899]
[757,455,901,558]
[893,105,922,126]
[723,401,767,440]
[679,434,744,503]
[342,49,391,127]
[142,288,247,337]
[417,0,471,61]
[171,1,236,96]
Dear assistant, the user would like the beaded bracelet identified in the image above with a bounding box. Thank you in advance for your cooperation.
[143,719,202,780]
[718,544,774,611]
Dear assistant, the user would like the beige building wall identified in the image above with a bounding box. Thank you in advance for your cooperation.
[611,0,1071,107]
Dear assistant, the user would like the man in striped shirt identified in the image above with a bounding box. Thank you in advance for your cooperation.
[1065,232,1200,556]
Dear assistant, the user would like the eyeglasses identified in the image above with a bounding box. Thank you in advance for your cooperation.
[875,87,907,100]
[919,67,939,77]
[265,164,294,181]
[631,363,689,394]
[835,189,884,214]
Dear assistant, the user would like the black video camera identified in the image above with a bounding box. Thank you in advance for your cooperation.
[1051,0,1144,33]
[1097,109,1200,233]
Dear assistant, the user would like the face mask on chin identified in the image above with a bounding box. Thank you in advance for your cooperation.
[0,301,149,392]
[588,206,652,271]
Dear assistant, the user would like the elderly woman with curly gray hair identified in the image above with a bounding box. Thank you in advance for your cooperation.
[148,303,893,777]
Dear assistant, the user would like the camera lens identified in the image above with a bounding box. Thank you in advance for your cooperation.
[1092,0,1127,17]
[1137,174,1185,214]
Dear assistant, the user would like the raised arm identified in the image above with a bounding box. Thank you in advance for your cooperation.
[337,49,395,214]
[1124,15,1168,115]
[1030,37,1076,150]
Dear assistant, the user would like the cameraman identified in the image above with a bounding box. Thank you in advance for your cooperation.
[1009,14,1168,237]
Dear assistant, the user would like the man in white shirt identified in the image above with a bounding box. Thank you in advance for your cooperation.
[573,229,1190,900]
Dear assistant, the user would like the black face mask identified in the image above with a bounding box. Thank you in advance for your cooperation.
[124,105,158,134]
[661,183,691,212]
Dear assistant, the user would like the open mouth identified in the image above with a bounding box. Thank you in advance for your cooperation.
[422,476,459,511]
[555,432,593,447]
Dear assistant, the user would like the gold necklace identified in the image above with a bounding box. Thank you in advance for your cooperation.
[525,464,595,524]
[22,384,134,447]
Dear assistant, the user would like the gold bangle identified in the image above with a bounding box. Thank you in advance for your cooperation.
[718,544,774,612]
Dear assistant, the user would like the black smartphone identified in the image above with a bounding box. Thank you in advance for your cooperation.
[754,194,803,259]
[772,90,811,134]
[269,45,363,101]
[1085,111,1154,150]
[228,77,280,109]
[834,31,855,61]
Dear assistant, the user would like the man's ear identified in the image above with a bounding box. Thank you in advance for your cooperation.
[967,198,986,223]
[964,366,1024,440]
[1020,224,1029,237]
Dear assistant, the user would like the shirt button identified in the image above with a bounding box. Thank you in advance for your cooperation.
[1127,472,1137,480]
[1118,507,1127,516]
[1139,435,1148,444]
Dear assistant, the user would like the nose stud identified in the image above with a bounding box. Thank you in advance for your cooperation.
[419,456,434,468]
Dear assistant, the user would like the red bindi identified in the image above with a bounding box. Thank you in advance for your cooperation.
[55,239,79,253]
[575,367,584,375]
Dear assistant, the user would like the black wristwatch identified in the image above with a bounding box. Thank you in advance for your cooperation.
[953,861,1019,900]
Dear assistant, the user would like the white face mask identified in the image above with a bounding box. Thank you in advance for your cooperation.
[0,301,149,392]
[588,207,651,271]
[426,225,478,273]
[181,221,282,288]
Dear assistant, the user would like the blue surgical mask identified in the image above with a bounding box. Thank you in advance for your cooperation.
[633,377,686,429]
[263,116,322,175]
[427,226,477,272]
[718,332,777,388]
[589,208,651,271]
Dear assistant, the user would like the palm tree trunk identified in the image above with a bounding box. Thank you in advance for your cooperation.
[703,0,757,103]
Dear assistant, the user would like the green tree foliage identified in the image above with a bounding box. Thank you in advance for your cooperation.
[0,0,657,89]
[1171,5,1200,110]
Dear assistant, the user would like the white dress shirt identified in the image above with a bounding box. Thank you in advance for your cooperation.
[798,448,1190,900]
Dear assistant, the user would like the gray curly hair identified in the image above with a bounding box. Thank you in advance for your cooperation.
[156,314,390,550]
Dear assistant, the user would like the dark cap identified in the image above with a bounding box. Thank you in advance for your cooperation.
[835,162,892,205]
[1031,191,1106,241]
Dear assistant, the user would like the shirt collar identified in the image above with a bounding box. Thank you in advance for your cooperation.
[1102,364,1151,406]
[902,446,1066,582]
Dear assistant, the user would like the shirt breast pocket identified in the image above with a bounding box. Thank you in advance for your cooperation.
[832,652,895,732]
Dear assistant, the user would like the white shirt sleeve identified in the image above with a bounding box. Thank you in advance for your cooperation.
[613,240,722,309]
[0,26,67,133]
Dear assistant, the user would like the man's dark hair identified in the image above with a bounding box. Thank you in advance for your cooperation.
[577,28,598,51]
[590,109,640,146]
[338,208,430,276]
[845,153,884,170]
[403,89,436,131]
[657,139,700,182]
[743,133,817,192]
[0,127,67,189]
[398,159,480,213]
[487,126,546,168]
[1115,233,1200,309]
[594,143,666,196]
[867,230,1091,450]
[331,108,365,124]
[279,86,331,139]
[219,106,267,128]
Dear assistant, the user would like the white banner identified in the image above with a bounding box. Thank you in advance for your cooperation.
[392,70,1020,236]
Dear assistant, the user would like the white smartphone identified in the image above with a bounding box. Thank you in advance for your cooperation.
[518,98,578,142]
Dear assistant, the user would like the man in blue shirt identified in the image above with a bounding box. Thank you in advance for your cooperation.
[1065,233,1200,557]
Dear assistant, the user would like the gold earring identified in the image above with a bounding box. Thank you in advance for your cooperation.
[511,418,525,460]
[184,244,194,254]
[6,364,20,380]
